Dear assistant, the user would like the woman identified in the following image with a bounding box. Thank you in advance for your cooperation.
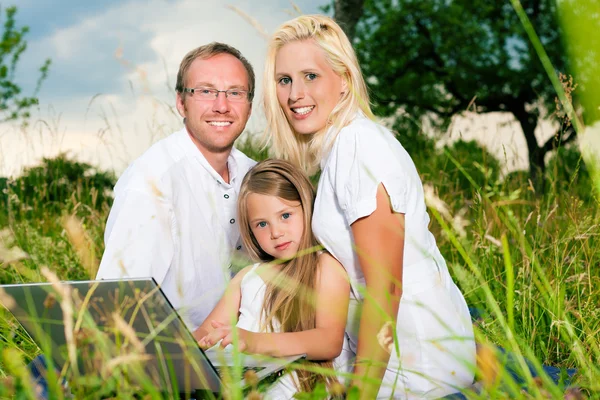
[263,15,476,399]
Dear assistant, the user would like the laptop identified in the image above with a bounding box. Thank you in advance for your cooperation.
[0,278,303,396]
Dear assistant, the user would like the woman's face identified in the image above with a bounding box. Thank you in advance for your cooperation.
[275,40,345,135]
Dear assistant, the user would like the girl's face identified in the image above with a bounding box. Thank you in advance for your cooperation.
[275,40,345,135]
[246,193,305,260]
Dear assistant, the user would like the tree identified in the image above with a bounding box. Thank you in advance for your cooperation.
[350,0,585,190]
[0,5,51,121]
[332,0,366,41]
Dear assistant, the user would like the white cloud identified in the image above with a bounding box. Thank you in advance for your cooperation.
[6,0,297,176]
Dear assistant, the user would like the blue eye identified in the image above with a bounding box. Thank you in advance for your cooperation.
[282,212,290,220]
[257,221,267,228]
[306,73,317,81]
[278,77,291,85]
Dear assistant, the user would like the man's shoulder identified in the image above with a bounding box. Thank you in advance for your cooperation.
[116,129,188,192]
[231,146,258,173]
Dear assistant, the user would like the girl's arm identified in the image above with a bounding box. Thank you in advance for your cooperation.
[192,265,251,342]
[351,184,404,399]
[203,254,350,360]
[250,253,349,359]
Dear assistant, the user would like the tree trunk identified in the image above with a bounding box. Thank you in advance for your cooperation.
[511,106,546,193]
[333,0,366,41]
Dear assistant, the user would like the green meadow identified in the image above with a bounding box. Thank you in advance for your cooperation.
[0,131,598,399]
[1,0,599,398]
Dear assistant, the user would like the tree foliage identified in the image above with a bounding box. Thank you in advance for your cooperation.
[352,0,589,190]
[0,5,51,121]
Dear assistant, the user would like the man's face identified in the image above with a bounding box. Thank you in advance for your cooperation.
[176,53,252,157]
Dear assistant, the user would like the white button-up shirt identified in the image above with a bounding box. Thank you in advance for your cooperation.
[97,128,256,330]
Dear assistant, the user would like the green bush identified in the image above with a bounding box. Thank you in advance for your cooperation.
[0,153,116,222]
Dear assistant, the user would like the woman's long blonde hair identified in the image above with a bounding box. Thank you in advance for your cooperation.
[263,15,375,175]
[237,159,337,392]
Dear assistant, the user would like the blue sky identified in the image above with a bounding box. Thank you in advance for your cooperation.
[16,0,326,97]
[2,0,569,177]
[2,0,326,175]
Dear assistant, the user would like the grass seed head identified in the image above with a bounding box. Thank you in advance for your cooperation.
[243,369,259,388]
[0,287,16,310]
[246,390,262,400]
[476,344,500,389]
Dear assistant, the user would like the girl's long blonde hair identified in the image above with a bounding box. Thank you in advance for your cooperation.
[237,159,337,392]
[263,15,375,175]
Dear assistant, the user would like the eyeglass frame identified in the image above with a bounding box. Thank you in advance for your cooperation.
[181,87,251,102]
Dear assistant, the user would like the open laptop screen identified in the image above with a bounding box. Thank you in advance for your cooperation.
[0,278,221,394]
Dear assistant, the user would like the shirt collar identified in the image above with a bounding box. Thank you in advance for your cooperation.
[177,127,240,187]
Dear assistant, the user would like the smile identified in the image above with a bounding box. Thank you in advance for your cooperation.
[207,121,232,127]
[275,241,292,250]
[291,106,314,115]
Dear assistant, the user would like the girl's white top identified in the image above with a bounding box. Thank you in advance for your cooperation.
[236,264,352,399]
[236,264,297,399]
[312,114,476,398]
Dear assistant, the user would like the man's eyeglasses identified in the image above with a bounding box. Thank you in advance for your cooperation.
[182,87,249,102]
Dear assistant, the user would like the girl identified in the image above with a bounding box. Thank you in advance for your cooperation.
[196,159,350,398]
[263,15,477,399]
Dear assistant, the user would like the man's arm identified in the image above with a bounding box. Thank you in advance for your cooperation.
[97,187,174,284]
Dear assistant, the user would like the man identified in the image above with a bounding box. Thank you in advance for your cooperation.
[96,43,256,331]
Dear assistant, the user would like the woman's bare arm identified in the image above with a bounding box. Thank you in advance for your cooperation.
[351,183,405,399]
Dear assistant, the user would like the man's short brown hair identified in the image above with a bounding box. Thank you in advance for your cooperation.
[175,42,255,102]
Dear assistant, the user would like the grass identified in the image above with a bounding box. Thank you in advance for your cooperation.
[0,3,599,396]
[0,135,598,399]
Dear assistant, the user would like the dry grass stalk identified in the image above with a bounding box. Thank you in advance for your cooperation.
[0,227,29,264]
[476,343,500,389]
[376,321,394,353]
[147,179,164,198]
[0,287,16,310]
[112,312,146,353]
[114,45,151,95]
[246,390,263,400]
[423,183,469,238]
[102,353,152,378]
[40,266,78,375]
[225,5,269,40]
[62,215,99,278]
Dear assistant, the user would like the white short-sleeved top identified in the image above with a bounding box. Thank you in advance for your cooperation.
[313,114,443,299]
[96,127,256,330]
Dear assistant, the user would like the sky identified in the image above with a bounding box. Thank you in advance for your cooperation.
[2,0,596,178]
[0,0,325,176]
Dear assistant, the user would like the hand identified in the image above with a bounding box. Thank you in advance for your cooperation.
[198,320,250,352]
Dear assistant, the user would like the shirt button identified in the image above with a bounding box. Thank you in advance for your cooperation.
[230,218,235,224]
[224,194,229,199]
[236,245,242,250]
